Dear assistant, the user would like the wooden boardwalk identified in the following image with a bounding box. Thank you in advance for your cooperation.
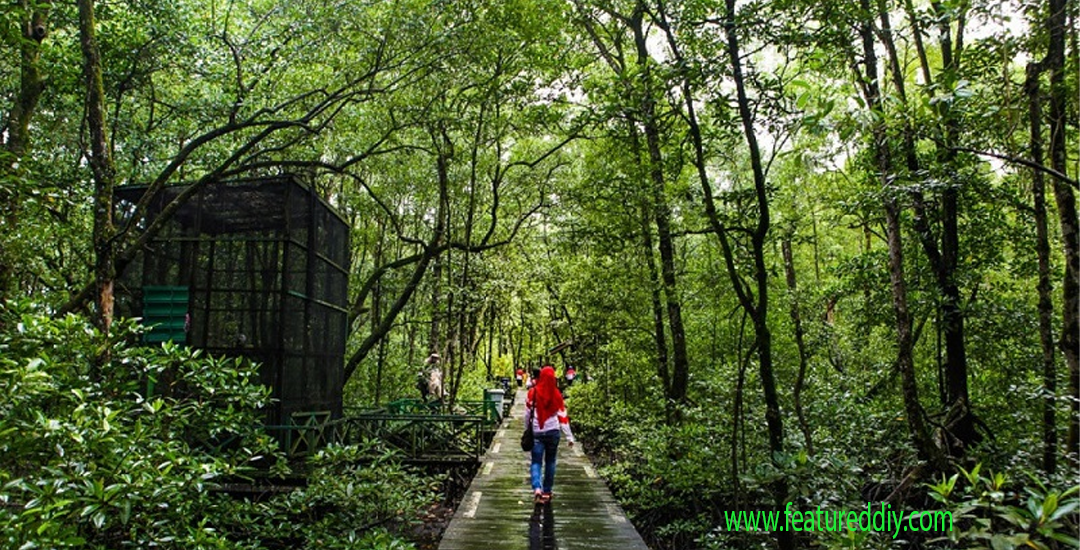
[439,389,650,550]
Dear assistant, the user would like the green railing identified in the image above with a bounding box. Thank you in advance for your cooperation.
[385,398,442,415]
[456,400,502,426]
[332,414,486,462]
[262,411,334,459]
[264,392,515,462]
[383,395,509,427]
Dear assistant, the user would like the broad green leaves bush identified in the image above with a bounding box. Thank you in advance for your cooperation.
[0,315,431,549]
[210,442,431,550]
[926,464,1079,550]
[0,315,277,548]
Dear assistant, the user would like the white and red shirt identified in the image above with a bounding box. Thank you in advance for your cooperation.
[525,391,574,443]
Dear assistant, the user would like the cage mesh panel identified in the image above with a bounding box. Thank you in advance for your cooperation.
[114,176,349,426]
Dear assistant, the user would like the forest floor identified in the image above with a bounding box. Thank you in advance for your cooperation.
[410,500,457,550]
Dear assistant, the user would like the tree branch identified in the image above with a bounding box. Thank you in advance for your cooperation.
[950,146,1079,190]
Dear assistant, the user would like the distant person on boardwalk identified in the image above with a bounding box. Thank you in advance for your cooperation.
[418,353,441,402]
[525,365,574,504]
[526,367,540,389]
[516,367,525,387]
[427,353,444,402]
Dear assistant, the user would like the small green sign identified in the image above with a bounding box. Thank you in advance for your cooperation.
[143,286,189,344]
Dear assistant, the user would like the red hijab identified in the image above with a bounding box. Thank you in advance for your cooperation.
[531,366,565,427]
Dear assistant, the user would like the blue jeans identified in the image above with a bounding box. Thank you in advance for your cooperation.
[530,429,560,493]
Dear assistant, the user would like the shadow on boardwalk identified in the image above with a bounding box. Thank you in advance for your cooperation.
[438,389,649,550]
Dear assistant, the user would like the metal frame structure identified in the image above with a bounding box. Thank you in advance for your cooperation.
[115,176,350,425]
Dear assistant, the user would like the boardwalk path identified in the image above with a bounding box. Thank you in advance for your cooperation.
[439,389,650,550]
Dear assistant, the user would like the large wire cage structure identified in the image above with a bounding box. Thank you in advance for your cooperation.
[115,176,350,425]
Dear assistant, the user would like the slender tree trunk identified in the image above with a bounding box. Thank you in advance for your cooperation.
[629,6,689,405]
[889,0,976,450]
[653,4,787,536]
[719,0,789,545]
[344,131,449,383]
[407,293,418,379]
[0,2,50,317]
[731,312,752,513]
[449,126,484,406]
[932,0,974,446]
[374,323,388,405]
[885,200,940,466]
[642,210,672,400]
[626,122,672,400]
[783,238,814,454]
[810,207,821,283]
[443,247,456,406]
[1045,0,1080,463]
[428,160,447,362]
[371,225,388,404]
[1027,62,1058,474]
[856,0,942,469]
[485,304,495,380]
[429,249,444,357]
[514,304,526,371]
[78,0,117,344]
[4,2,49,160]
[730,367,742,507]
[722,0,785,457]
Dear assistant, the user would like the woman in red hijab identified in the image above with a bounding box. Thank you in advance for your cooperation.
[525,365,575,503]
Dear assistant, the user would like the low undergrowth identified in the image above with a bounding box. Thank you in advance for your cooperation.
[568,382,1079,550]
[0,313,438,549]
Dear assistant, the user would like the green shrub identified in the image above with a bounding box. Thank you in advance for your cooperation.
[0,315,431,549]
[0,315,277,548]
[926,464,1079,550]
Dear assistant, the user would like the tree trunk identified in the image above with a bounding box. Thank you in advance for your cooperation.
[429,244,445,357]
[630,5,689,406]
[374,323,388,405]
[1026,62,1058,474]
[78,0,117,343]
[783,238,814,454]
[856,0,942,469]
[1045,0,1080,463]
[731,312,752,512]
[4,1,49,161]
[428,137,449,360]
[0,1,50,316]
[720,0,789,545]
[372,225,386,404]
[652,3,787,538]
[642,203,672,400]
[889,0,976,450]
[626,121,672,401]
[931,0,975,447]
[485,304,495,380]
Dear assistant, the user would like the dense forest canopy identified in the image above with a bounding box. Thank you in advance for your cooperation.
[1,0,1077,548]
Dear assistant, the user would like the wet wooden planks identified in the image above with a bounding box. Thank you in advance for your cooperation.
[438,389,650,550]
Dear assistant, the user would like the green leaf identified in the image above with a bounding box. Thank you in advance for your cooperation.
[1049,532,1080,546]
[1048,500,1078,521]
[1041,492,1058,521]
